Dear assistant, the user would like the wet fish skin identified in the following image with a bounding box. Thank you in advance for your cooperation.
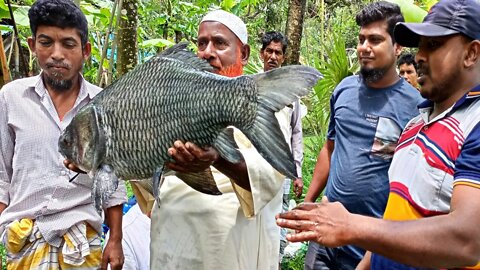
[58,42,322,212]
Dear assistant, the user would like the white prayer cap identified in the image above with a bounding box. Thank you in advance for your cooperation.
[200,10,248,45]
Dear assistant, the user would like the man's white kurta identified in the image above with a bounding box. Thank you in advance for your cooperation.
[149,112,291,270]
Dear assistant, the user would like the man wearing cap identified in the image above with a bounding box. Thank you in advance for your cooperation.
[148,10,286,270]
[276,0,480,269]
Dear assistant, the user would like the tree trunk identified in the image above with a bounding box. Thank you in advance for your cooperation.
[116,0,138,77]
[175,30,183,43]
[285,0,307,65]
[0,35,11,85]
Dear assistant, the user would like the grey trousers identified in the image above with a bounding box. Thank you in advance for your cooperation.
[304,241,360,270]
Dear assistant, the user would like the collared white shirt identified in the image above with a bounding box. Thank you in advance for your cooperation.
[0,74,126,247]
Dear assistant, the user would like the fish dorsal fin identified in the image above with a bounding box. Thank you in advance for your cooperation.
[159,42,214,72]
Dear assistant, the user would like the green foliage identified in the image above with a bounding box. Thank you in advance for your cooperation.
[0,1,11,19]
[0,4,31,33]
[137,0,206,44]
[139,38,175,53]
[386,0,428,22]
[13,6,30,27]
[301,30,358,139]
[126,180,134,199]
[243,54,263,75]
[416,0,438,10]
[292,135,324,203]
[281,242,308,270]
[298,1,363,140]
[1,243,5,270]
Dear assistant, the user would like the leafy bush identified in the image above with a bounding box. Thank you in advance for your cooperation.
[1,244,5,270]
[281,242,308,270]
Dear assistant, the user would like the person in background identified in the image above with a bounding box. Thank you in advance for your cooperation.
[260,30,304,265]
[302,1,423,269]
[0,0,126,269]
[147,10,287,270]
[397,53,420,89]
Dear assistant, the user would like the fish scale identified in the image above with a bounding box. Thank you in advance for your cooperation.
[104,79,248,177]
[59,42,322,213]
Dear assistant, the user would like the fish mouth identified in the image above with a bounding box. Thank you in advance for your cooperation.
[58,132,71,156]
[58,132,78,166]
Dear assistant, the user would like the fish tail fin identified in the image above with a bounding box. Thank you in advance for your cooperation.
[243,66,322,179]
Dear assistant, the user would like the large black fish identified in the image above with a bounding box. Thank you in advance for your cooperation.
[58,42,321,211]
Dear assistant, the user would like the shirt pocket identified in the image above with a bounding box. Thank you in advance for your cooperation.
[414,156,448,213]
[371,117,402,160]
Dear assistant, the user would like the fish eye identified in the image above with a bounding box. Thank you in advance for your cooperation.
[62,137,71,147]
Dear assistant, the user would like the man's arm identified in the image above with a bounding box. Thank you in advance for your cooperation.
[277,185,480,268]
[291,101,304,197]
[166,141,250,191]
[354,185,480,268]
[167,137,285,217]
[304,139,334,202]
[102,204,124,270]
[212,155,249,190]
[101,179,127,270]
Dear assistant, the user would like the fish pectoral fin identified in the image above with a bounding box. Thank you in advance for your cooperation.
[176,168,222,195]
[214,127,243,164]
[92,164,119,215]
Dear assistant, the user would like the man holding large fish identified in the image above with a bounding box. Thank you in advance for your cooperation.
[59,8,320,270]
[80,10,315,269]
[148,10,313,269]
[0,0,126,269]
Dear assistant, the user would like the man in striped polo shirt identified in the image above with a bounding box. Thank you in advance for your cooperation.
[276,0,480,269]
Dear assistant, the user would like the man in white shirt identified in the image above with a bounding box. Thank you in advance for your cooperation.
[0,0,126,269]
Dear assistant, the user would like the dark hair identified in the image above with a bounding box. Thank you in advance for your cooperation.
[355,1,404,43]
[397,53,418,71]
[28,0,89,46]
[261,31,288,53]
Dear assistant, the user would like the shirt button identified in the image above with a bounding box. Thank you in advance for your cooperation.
[423,126,428,131]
